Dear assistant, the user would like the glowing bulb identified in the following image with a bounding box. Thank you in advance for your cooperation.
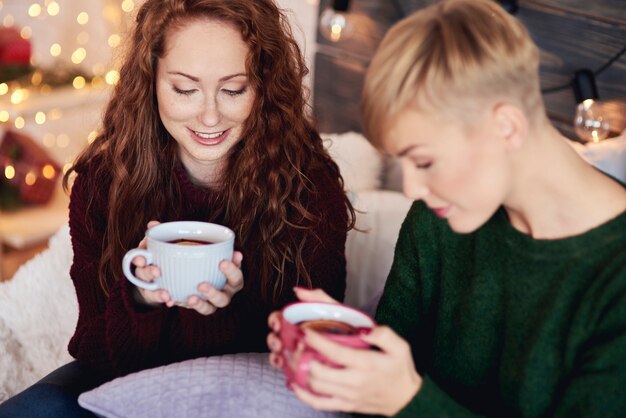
[15,117,25,129]
[25,172,37,186]
[50,43,62,56]
[5,165,15,180]
[47,1,60,16]
[574,99,609,143]
[108,34,121,48]
[0,111,9,122]
[20,26,32,39]
[121,0,135,13]
[31,71,43,85]
[572,69,610,143]
[3,15,14,27]
[71,48,87,64]
[42,164,56,179]
[73,76,86,89]
[35,111,46,124]
[87,130,98,144]
[10,89,24,104]
[105,70,120,85]
[0,83,8,95]
[91,76,105,89]
[77,12,89,25]
[319,1,352,43]
[28,4,42,17]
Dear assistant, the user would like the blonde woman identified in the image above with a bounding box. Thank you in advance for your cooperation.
[268,0,626,416]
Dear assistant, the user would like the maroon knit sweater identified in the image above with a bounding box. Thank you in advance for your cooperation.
[67,162,348,377]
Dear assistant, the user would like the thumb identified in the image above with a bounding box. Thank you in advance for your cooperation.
[360,325,408,355]
[293,287,338,304]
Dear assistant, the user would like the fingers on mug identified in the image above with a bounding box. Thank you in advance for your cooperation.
[122,249,158,291]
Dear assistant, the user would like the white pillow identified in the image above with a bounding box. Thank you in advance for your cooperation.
[78,353,350,418]
[322,132,383,192]
[344,190,413,316]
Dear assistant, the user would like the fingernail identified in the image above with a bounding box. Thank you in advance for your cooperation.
[360,327,373,335]
[269,339,278,351]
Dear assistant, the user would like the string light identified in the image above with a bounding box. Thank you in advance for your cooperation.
[47,2,60,17]
[4,165,16,180]
[0,2,134,198]
[319,0,352,43]
[42,164,56,179]
[72,76,86,89]
[14,117,25,129]
[49,43,62,57]
[20,26,32,39]
[572,69,609,143]
[77,12,89,25]
[87,130,98,144]
[28,4,42,18]
[35,111,46,125]
[3,15,14,27]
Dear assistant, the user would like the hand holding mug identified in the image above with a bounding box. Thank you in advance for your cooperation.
[124,221,243,315]
[268,288,423,416]
[267,287,339,369]
[268,287,375,392]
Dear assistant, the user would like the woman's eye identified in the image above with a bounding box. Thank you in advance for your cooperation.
[223,87,247,96]
[173,87,195,95]
[416,162,432,169]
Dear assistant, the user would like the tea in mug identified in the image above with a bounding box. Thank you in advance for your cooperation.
[299,319,357,335]
[167,239,214,245]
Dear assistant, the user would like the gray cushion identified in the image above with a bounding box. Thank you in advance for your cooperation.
[78,352,349,418]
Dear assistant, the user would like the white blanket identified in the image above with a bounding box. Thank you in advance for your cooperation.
[0,224,76,402]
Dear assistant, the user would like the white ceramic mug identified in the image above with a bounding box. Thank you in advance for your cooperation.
[122,221,235,302]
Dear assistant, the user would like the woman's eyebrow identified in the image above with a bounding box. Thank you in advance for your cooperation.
[167,71,247,82]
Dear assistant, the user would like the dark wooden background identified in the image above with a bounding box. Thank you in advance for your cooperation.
[312,0,626,141]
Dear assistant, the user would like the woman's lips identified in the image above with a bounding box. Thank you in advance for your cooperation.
[431,206,451,218]
[190,128,230,145]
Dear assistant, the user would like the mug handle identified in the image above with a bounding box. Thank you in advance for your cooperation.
[122,248,159,291]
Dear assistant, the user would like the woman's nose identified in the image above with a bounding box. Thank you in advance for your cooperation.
[402,167,429,201]
[200,98,221,126]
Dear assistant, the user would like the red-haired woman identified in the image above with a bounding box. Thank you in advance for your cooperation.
[0,0,354,415]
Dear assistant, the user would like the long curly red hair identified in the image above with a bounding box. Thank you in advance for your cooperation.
[64,0,355,302]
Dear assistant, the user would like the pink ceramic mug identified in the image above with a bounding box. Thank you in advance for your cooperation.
[279,302,375,392]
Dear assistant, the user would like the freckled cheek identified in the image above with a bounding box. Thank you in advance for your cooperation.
[219,96,255,123]
[159,99,203,123]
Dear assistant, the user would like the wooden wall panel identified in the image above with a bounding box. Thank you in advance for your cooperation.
[314,52,367,134]
[313,0,626,139]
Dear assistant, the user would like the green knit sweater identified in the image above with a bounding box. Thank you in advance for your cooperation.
[376,201,626,417]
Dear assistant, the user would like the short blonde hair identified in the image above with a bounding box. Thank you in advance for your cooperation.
[362,0,543,147]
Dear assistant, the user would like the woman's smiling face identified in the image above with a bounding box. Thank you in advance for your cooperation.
[156,19,255,184]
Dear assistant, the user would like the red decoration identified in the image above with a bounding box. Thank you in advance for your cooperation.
[0,129,61,208]
[0,27,31,66]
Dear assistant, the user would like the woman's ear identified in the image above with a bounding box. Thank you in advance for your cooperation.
[492,102,528,150]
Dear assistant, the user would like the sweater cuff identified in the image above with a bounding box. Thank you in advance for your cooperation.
[117,278,168,323]
[395,376,481,418]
